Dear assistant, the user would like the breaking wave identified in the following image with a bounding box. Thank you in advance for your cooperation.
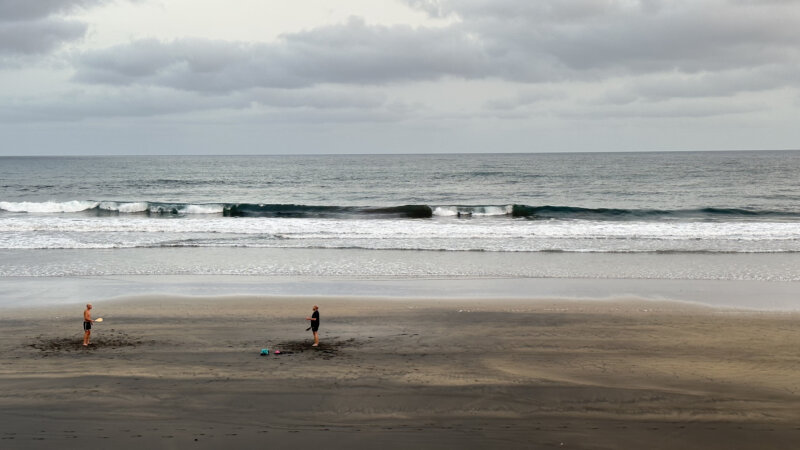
[2,200,800,221]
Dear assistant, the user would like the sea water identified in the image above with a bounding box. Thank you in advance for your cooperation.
[1,152,799,308]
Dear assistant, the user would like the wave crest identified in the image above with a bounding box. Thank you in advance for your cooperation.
[3,200,799,221]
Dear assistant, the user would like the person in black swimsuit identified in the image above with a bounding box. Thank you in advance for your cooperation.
[306,305,320,347]
[83,304,95,346]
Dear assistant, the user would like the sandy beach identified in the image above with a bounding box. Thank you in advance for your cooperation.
[1,295,799,449]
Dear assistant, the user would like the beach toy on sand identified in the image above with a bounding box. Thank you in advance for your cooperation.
[260,348,269,356]
[274,350,281,355]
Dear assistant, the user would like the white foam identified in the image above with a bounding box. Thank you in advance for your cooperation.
[472,205,514,216]
[0,215,799,252]
[0,200,99,213]
[432,206,458,216]
[182,204,225,214]
[432,205,513,217]
[98,202,150,213]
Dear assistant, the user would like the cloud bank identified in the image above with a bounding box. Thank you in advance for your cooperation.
[70,1,800,97]
[1,0,798,154]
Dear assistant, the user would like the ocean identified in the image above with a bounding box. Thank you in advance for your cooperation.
[2,151,800,308]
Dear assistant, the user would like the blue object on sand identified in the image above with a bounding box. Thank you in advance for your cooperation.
[260,348,269,355]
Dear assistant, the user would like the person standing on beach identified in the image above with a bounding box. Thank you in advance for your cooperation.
[306,305,320,347]
[83,304,95,347]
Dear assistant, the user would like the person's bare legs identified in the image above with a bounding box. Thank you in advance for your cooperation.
[312,331,319,346]
[83,303,93,346]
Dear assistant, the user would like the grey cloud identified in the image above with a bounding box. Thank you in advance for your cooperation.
[249,106,413,125]
[731,0,797,4]
[408,0,800,74]
[248,88,389,110]
[405,0,615,21]
[72,1,800,96]
[0,84,404,123]
[484,90,566,110]
[0,88,221,122]
[0,0,112,21]
[11,0,797,131]
[74,18,489,91]
[597,88,640,106]
[561,98,764,119]
[614,66,799,102]
[477,85,767,120]
[0,0,130,58]
[0,19,87,55]
[283,18,487,82]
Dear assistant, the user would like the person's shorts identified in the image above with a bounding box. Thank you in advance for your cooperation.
[83,321,92,331]
[311,326,319,332]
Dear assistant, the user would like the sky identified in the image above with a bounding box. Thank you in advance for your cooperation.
[1,0,798,155]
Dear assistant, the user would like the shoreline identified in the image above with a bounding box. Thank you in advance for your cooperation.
[4,246,800,282]
[2,295,799,449]
[2,274,800,311]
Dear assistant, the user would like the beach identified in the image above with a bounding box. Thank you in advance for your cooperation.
[2,152,800,448]
[2,293,799,449]
[3,0,800,443]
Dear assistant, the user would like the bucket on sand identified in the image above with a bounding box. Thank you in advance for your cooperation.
[260,348,269,356]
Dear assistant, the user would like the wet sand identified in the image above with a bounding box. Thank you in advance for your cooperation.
[1,295,799,449]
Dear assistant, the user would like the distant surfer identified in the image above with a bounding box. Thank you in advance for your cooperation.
[306,305,320,347]
[83,304,95,346]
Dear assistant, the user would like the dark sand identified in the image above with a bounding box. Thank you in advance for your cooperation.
[1,296,799,449]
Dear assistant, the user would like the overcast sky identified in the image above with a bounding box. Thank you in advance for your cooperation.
[1,0,798,155]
